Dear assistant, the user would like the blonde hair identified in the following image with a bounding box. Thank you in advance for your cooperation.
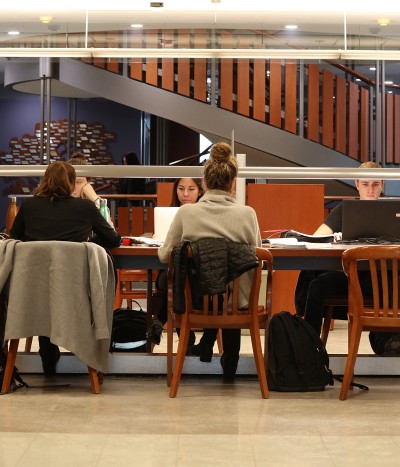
[203,142,237,191]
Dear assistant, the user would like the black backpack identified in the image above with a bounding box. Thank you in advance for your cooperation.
[109,304,147,353]
[267,311,334,392]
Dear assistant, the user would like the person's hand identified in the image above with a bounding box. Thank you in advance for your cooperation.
[81,182,99,202]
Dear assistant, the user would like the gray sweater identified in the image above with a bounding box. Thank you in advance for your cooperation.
[1,240,115,372]
[158,190,262,307]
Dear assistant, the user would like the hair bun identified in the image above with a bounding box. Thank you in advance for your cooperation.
[210,142,231,163]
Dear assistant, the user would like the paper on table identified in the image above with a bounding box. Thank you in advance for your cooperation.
[267,238,308,248]
[305,243,334,249]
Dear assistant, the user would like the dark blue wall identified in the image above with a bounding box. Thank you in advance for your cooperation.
[0,86,142,226]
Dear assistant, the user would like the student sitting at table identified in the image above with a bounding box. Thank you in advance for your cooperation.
[147,177,204,351]
[10,161,121,376]
[157,142,262,379]
[296,161,387,346]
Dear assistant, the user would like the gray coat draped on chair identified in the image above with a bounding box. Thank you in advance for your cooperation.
[0,239,115,372]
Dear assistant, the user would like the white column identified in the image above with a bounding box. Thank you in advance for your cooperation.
[236,153,246,205]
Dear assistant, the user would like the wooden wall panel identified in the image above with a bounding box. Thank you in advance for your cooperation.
[307,64,320,143]
[193,30,207,102]
[237,59,250,116]
[385,93,394,164]
[220,59,233,111]
[157,182,174,207]
[161,58,175,91]
[394,95,400,164]
[360,87,370,162]
[145,30,159,86]
[284,61,297,134]
[335,76,347,154]
[130,31,143,81]
[348,81,359,160]
[146,59,159,86]
[247,184,325,315]
[322,69,334,148]
[269,60,282,128]
[253,59,266,122]
[177,30,190,97]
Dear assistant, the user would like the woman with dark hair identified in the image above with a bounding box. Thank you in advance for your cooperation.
[147,178,204,350]
[10,161,121,375]
[170,177,203,207]
[157,143,261,378]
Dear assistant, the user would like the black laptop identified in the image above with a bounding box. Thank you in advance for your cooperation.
[341,199,400,242]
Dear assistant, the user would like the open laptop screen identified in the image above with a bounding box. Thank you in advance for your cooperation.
[153,207,180,242]
[342,199,400,241]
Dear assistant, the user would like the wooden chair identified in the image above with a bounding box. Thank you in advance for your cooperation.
[114,268,158,309]
[1,340,101,394]
[320,296,348,345]
[167,246,273,399]
[339,245,400,400]
[0,240,114,395]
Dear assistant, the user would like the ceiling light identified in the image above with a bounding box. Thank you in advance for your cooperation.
[130,24,143,28]
[39,16,53,24]
[7,31,20,35]
[285,25,298,30]
[384,80,393,84]
[370,67,376,71]
[355,78,361,81]
[377,18,390,26]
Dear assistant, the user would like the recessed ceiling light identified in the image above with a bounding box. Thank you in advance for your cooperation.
[355,78,361,81]
[377,18,390,27]
[8,31,20,35]
[384,80,393,84]
[370,67,377,71]
[39,16,53,24]
[285,25,298,30]
[131,24,143,28]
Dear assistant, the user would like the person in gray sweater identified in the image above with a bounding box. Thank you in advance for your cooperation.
[157,142,262,378]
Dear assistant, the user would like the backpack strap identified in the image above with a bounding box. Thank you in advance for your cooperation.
[333,375,369,391]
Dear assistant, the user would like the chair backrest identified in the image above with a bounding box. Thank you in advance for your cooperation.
[167,245,273,322]
[342,245,400,326]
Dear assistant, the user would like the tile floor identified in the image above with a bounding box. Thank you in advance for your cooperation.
[2,322,400,466]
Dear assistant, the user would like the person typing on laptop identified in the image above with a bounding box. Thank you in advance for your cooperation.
[296,162,386,344]
[147,177,204,350]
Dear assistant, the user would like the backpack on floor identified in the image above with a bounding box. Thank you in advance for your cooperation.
[109,303,147,353]
[267,311,334,392]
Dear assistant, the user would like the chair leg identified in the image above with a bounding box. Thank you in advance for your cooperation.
[167,314,174,387]
[1,339,19,394]
[216,329,223,354]
[339,324,362,401]
[321,306,334,345]
[169,314,190,398]
[88,366,101,394]
[24,337,33,352]
[249,321,269,399]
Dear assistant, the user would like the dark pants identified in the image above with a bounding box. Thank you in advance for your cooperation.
[302,269,373,336]
[199,328,241,356]
[38,336,59,360]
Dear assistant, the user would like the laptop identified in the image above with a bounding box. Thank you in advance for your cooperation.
[153,207,180,241]
[342,199,400,242]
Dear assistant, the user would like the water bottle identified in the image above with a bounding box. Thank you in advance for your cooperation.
[99,199,110,222]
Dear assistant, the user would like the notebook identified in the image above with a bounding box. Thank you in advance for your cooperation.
[341,199,400,242]
[153,207,180,241]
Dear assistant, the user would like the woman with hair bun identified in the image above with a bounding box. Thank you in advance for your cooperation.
[158,142,261,379]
